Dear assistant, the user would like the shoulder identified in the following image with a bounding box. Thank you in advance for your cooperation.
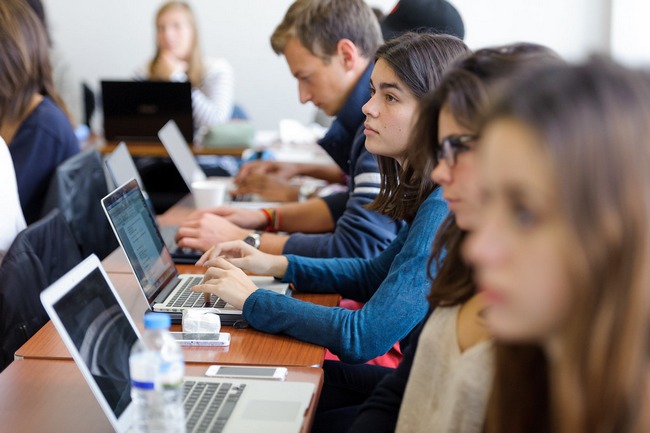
[203,57,234,74]
[412,188,449,222]
[18,98,77,150]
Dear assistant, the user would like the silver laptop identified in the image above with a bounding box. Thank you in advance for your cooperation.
[101,178,291,325]
[104,141,201,264]
[40,255,315,433]
[158,120,280,209]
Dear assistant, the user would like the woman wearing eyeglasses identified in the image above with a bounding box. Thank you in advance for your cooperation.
[347,44,562,433]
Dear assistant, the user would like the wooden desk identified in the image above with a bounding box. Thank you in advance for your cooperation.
[87,136,246,157]
[0,359,322,433]
[15,272,338,366]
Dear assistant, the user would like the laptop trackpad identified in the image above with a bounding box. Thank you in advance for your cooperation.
[241,400,301,422]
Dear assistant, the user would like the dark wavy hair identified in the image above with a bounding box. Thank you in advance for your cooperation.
[411,43,563,309]
[366,32,469,223]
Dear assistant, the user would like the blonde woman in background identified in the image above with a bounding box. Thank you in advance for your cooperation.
[140,1,235,129]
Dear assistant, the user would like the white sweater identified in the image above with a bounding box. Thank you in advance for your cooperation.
[0,137,27,264]
[396,305,494,433]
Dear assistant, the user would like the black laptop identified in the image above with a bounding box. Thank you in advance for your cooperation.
[101,80,193,142]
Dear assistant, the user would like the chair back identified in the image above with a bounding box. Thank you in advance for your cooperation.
[0,209,82,371]
[41,148,118,260]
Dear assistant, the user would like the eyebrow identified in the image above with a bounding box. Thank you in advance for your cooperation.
[369,78,403,92]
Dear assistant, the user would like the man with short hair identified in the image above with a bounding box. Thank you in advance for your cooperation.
[177,0,403,259]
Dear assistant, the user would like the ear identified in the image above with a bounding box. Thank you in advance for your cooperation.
[335,39,360,71]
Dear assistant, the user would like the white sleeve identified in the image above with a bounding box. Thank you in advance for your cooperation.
[0,137,27,264]
[192,57,235,127]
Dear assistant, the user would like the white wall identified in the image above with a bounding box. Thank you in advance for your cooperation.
[44,0,630,132]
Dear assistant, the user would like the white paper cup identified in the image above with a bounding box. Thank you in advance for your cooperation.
[192,179,228,209]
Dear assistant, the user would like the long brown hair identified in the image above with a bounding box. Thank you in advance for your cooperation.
[367,32,469,223]
[0,0,70,128]
[483,58,650,433]
[412,44,563,308]
[149,1,204,87]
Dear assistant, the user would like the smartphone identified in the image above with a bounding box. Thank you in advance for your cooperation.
[170,332,231,347]
[204,365,288,381]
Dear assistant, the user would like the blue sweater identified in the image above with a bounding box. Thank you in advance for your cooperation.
[282,65,404,259]
[9,97,79,224]
[242,188,449,363]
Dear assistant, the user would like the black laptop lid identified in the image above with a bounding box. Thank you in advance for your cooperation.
[101,80,193,142]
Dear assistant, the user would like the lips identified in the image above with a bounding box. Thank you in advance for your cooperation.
[364,123,378,135]
[479,283,507,305]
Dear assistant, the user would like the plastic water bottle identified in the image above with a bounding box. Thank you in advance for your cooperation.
[129,313,186,433]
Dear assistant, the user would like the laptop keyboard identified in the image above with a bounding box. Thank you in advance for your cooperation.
[184,381,246,433]
[168,276,228,308]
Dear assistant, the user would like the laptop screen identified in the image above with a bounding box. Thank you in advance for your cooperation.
[103,179,177,302]
[51,266,137,418]
[101,80,193,142]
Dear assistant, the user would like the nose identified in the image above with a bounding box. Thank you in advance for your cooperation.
[298,83,311,105]
[362,95,378,118]
[431,159,452,185]
[463,209,504,270]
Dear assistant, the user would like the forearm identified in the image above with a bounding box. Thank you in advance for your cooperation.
[257,232,289,256]
[295,163,345,184]
[273,198,335,233]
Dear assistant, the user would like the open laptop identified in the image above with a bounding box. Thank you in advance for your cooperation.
[102,80,193,143]
[158,120,280,209]
[40,255,315,433]
[104,141,201,264]
[101,178,292,325]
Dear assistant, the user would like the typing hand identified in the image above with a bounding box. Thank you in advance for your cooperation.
[176,213,249,252]
[197,240,289,278]
[235,161,299,183]
[193,257,257,310]
[184,206,267,230]
[232,173,299,202]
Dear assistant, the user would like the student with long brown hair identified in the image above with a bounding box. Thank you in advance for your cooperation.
[466,58,650,433]
[192,33,468,366]
[346,44,561,433]
[0,0,79,224]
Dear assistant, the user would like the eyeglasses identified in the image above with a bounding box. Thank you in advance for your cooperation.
[436,135,478,167]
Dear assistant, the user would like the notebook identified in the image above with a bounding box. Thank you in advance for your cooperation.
[158,120,279,209]
[104,141,202,264]
[39,255,315,433]
[101,80,193,143]
[101,178,292,325]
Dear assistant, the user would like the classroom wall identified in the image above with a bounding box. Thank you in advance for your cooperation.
[43,0,637,132]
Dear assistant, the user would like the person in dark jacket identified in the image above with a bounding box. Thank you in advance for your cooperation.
[176,0,403,259]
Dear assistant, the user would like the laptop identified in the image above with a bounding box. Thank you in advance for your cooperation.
[104,141,201,264]
[101,178,292,325]
[158,120,280,209]
[40,255,315,433]
[101,80,193,143]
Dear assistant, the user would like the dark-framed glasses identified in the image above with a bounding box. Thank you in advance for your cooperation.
[436,135,478,167]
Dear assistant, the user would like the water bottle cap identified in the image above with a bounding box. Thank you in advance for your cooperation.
[143,312,171,330]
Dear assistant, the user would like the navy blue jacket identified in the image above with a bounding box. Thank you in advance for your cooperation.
[282,65,404,258]
[9,97,79,224]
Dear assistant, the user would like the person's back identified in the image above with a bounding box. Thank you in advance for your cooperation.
[0,0,79,224]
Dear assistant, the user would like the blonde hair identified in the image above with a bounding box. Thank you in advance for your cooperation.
[149,1,204,86]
